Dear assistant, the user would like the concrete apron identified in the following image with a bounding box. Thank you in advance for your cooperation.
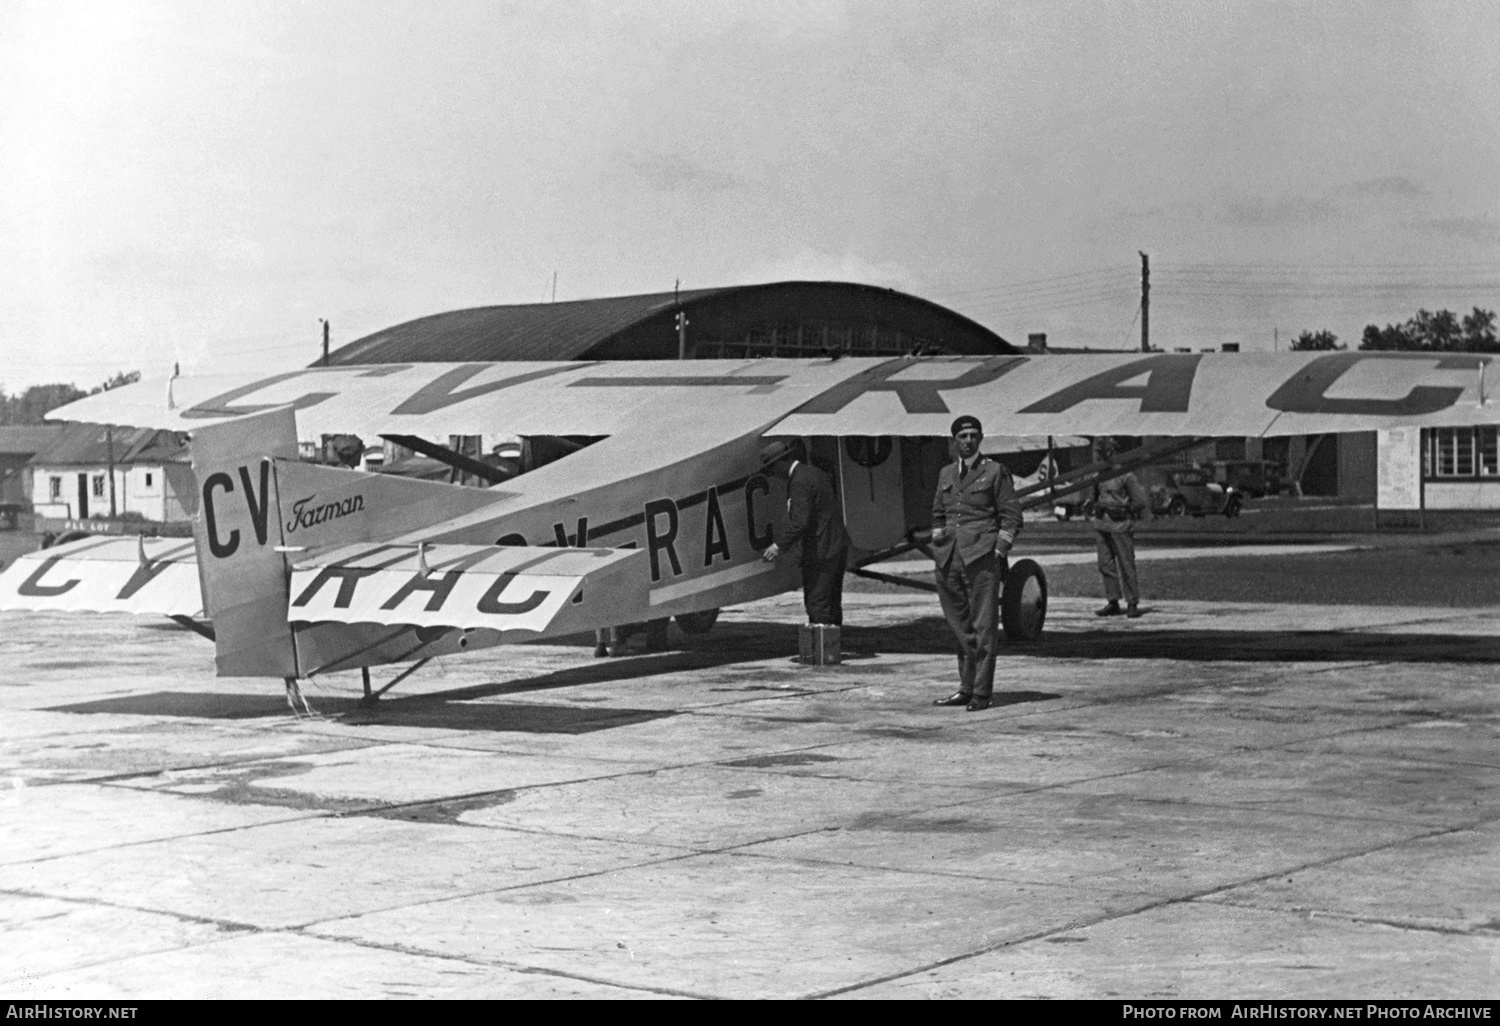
[0,595,1495,999]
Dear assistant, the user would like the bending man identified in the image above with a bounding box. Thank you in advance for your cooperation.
[760,440,850,626]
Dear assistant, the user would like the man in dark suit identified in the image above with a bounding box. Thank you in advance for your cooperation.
[930,414,1023,711]
[760,439,850,626]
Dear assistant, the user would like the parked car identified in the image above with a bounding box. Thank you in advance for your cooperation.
[1160,467,1244,518]
[1207,459,1285,498]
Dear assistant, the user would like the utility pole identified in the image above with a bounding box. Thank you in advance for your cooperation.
[105,424,117,518]
[319,319,330,366]
[674,279,688,360]
[1139,251,1150,352]
[551,271,558,303]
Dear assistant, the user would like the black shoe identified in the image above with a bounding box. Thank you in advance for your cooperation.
[966,697,991,712]
[933,692,971,707]
[1126,604,1143,619]
[1095,602,1121,617]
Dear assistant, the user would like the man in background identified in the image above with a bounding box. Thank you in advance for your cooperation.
[1091,437,1151,618]
[760,439,849,627]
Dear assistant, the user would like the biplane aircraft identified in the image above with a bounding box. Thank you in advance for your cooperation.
[2,351,1495,709]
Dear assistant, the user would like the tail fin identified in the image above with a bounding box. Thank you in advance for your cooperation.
[190,408,300,677]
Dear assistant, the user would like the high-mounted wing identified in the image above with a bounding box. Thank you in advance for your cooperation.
[766,352,1500,438]
[45,359,868,440]
[52,353,1500,442]
[0,536,202,616]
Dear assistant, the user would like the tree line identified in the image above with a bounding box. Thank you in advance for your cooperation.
[1291,306,1498,352]
[0,371,141,425]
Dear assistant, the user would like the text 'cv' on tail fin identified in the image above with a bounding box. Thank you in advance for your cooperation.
[191,406,299,678]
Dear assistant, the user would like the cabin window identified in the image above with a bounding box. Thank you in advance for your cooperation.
[49,476,62,500]
[144,472,154,488]
[1426,427,1500,479]
[92,475,106,498]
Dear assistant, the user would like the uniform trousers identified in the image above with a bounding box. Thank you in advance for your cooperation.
[934,550,1001,700]
[1095,528,1140,604]
[800,549,846,626]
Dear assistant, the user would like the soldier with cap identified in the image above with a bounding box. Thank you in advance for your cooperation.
[760,439,850,626]
[1090,436,1150,618]
[930,414,1023,712]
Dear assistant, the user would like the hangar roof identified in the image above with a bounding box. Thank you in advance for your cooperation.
[324,281,1011,365]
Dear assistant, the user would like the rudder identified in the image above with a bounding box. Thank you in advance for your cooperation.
[191,407,299,677]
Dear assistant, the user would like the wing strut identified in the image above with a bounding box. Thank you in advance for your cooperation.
[1014,436,1210,509]
[380,434,512,484]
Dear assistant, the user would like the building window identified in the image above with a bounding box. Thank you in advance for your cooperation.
[690,321,950,359]
[1426,427,1500,479]
[92,475,106,498]
[145,472,154,488]
[49,476,62,500]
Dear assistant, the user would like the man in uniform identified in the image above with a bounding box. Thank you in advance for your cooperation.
[930,415,1023,712]
[760,440,850,626]
[1091,437,1151,618]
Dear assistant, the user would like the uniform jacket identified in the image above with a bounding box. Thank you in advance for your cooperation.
[1092,472,1150,535]
[774,461,850,564]
[931,455,1024,567]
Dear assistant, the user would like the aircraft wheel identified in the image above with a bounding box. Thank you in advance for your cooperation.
[1000,558,1048,644]
[675,608,720,635]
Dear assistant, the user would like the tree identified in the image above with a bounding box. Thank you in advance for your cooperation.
[1360,307,1499,352]
[1290,329,1343,351]
[1462,307,1498,350]
[0,370,139,424]
[0,383,88,425]
[91,370,142,394]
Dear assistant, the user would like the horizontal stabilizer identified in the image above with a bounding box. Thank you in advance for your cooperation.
[0,536,202,616]
[287,542,647,636]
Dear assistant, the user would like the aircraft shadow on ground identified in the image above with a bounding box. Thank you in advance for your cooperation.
[44,689,676,733]
[41,617,1496,726]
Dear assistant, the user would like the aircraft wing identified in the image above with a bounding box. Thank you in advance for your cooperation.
[45,359,867,440]
[765,352,1500,438]
[48,352,1500,443]
[286,542,648,635]
[0,536,203,616]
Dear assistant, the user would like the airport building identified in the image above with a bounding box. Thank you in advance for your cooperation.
[324,281,1013,365]
[28,423,194,523]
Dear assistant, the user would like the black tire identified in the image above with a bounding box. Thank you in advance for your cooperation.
[674,608,720,635]
[1000,558,1048,644]
[1167,495,1186,517]
[1225,494,1243,518]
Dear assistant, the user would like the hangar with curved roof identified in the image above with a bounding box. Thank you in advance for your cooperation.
[324,281,1012,365]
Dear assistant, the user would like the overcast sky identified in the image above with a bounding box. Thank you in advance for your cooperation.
[2,0,1497,391]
